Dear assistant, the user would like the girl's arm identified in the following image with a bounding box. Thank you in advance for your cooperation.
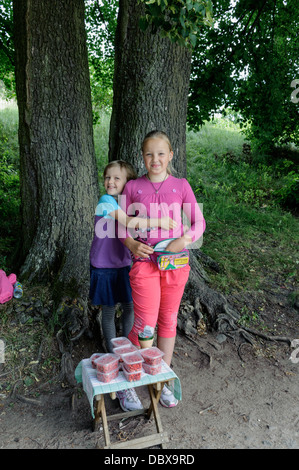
[117,181,155,258]
[165,179,206,253]
[109,208,177,231]
[165,233,193,253]
[123,237,154,258]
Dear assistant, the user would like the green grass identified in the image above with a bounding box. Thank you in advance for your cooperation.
[187,120,299,293]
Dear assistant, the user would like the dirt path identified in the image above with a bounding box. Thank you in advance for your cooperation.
[1,328,298,450]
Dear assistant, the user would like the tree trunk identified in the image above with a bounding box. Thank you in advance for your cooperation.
[109,0,192,177]
[13,0,98,295]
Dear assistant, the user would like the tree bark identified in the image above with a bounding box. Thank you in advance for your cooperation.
[13,0,98,295]
[109,0,192,177]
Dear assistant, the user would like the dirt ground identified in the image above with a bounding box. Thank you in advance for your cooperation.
[0,284,299,451]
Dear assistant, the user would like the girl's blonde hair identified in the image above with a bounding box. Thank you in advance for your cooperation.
[103,160,137,182]
[141,130,174,175]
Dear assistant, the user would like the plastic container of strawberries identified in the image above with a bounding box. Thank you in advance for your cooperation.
[113,344,137,361]
[97,367,119,383]
[122,351,144,372]
[142,362,162,375]
[90,353,104,368]
[110,336,132,348]
[122,365,142,382]
[94,353,119,373]
[139,347,164,365]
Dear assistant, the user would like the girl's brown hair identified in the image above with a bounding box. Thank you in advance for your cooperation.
[103,160,137,182]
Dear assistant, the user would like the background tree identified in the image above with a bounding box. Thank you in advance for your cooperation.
[13,0,99,296]
[109,0,192,176]
[188,0,299,157]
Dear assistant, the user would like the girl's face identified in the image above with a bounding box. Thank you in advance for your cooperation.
[104,166,128,196]
[142,137,173,181]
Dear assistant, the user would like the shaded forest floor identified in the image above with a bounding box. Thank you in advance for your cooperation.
[0,271,298,450]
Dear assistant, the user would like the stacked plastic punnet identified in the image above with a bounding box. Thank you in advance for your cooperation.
[89,339,165,383]
[121,351,144,382]
[91,353,120,383]
[140,347,165,375]
[111,337,138,362]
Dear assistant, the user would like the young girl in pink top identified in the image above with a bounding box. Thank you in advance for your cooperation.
[121,130,206,407]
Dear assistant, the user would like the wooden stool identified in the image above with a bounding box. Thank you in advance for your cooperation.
[93,380,173,449]
[74,359,181,450]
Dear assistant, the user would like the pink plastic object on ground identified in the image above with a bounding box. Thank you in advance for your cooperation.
[0,270,17,304]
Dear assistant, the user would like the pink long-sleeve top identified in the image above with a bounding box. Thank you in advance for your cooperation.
[118,174,206,248]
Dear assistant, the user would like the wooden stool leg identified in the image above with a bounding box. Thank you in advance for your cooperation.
[93,395,111,447]
[93,396,102,431]
[147,384,166,448]
[146,381,165,420]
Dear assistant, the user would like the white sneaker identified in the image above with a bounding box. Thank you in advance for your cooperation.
[116,388,143,412]
[159,384,178,408]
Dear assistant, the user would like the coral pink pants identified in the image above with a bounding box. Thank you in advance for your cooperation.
[128,261,190,346]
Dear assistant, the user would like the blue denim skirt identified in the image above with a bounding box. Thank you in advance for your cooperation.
[89,265,132,306]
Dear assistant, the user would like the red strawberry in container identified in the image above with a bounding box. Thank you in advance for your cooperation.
[113,344,137,362]
[122,351,144,373]
[122,367,142,382]
[110,336,132,348]
[140,347,164,366]
[97,367,119,383]
[94,353,119,373]
[90,353,104,368]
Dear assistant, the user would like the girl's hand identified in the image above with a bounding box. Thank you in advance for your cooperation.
[165,234,192,253]
[159,216,177,231]
[124,238,154,258]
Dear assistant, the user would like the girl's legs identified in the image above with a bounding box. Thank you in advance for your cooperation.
[101,305,116,352]
[128,262,161,345]
[121,301,134,337]
[102,302,142,411]
[157,336,176,367]
[101,302,134,352]
[128,262,190,364]
[129,263,190,408]
[157,266,190,407]
[157,265,190,365]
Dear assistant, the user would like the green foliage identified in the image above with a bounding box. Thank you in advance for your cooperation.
[0,106,20,270]
[85,0,118,122]
[187,119,299,292]
[138,0,213,47]
[0,0,15,99]
[188,0,299,157]
[274,170,299,210]
[93,109,111,194]
[0,106,19,165]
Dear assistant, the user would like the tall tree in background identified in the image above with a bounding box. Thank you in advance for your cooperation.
[109,0,212,176]
[109,1,190,176]
[13,0,99,294]
[188,0,299,155]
